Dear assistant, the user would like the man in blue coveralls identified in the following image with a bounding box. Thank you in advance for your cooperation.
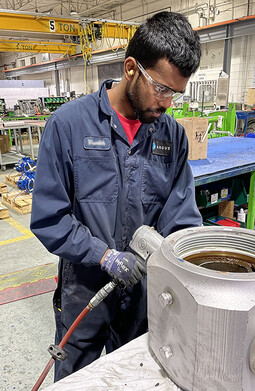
[31,11,202,381]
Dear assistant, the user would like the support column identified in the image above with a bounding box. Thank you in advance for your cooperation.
[55,68,60,96]
[221,24,233,107]
[223,25,233,76]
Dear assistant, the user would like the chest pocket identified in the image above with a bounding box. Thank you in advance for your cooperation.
[74,156,118,203]
[141,160,176,205]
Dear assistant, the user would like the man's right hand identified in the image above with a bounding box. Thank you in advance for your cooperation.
[101,249,146,287]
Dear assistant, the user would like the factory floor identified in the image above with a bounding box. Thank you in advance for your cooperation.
[0,166,58,391]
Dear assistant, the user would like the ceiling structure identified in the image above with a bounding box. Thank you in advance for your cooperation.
[0,0,130,19]
[0,1,254,67]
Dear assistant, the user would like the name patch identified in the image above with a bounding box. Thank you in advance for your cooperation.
[84,137,111,150]
[152,140,172,156]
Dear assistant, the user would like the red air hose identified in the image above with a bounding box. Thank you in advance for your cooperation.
[31,281,117,391]
[31,305,91,391]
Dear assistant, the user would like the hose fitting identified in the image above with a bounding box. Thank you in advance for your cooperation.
[89,280,117,308]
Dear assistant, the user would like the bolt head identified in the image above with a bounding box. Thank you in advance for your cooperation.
[159,345,173,359]
[158,292,173,307]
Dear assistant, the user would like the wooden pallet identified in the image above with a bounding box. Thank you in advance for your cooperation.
[0,182,8,194]
[0,202,9,219]
[2,192,32,214]
[5,173,21,188]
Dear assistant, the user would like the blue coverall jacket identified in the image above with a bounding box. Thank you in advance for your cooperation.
[30,79,202,380]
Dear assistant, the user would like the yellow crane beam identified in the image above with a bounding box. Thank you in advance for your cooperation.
[0,11,139,39]
[0,39,77,54]
[0,11,80,36]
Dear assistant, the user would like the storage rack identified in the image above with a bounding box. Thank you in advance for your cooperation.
[38,96,69,113]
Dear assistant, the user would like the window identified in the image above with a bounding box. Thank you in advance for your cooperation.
[20,59,25,67]
[30,57,36,65]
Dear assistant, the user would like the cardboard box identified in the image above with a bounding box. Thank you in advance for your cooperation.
[0,135,11,154]
[246,88,255,106]
[218,200,234,219]
[176,117,208,160]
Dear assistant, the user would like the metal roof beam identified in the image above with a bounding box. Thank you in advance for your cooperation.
[196,15,255,43]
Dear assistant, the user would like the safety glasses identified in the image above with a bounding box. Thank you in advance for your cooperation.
[136,61,184,101]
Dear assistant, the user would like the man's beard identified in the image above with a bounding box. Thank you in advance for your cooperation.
[127,80,166,124]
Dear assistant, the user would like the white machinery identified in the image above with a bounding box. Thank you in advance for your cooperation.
[130,225,255,391]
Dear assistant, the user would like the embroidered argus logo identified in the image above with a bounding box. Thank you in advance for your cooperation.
[152,140,172,156]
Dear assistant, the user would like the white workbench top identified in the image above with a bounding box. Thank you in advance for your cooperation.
[42,333,181,391]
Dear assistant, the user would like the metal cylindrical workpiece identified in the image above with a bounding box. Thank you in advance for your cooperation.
[147,226,255,391]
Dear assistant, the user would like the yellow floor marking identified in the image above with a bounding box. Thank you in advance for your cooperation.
[0,263,58,291]
[0,235,33,246]
[0,217,34,246]
[5,217,34,236]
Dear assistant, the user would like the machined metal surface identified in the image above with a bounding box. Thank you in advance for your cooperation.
[147,226,255,391]
[129,225,163,263]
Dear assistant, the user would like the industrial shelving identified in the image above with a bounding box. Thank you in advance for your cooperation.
[38,96,69,113]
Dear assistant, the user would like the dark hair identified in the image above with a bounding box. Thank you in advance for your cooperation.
[125,11,201,77]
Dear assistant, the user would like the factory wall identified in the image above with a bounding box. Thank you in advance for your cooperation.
[229,34,255,103]
[0,0,254,106]
[67,65,99,95]
[114,0,255,26]
[188,40,224,102]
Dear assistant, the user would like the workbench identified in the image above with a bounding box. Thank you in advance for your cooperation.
[42,333,180,391]
[189,136,255,229]
[0,119,46,169]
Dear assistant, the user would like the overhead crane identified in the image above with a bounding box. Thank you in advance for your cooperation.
[0,39,76,55]
[0,9,139,96]
[0,9,80,37]
[0,10,138,37]
[0,10,139,55]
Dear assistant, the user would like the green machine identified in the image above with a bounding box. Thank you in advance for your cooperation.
[166,103,237,137]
